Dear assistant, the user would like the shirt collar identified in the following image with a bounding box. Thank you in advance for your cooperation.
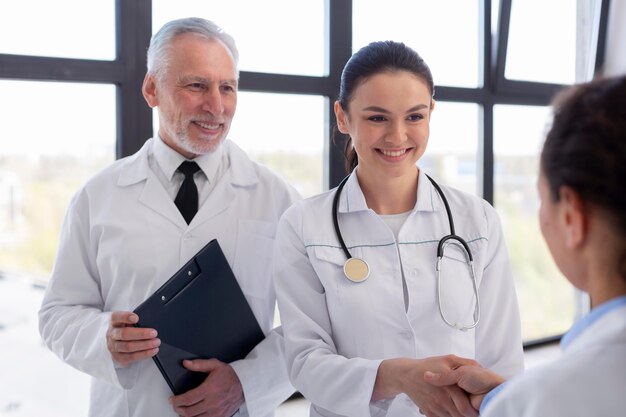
[561,294,626,350]
[337,167,442,214]
[153,134,224,183]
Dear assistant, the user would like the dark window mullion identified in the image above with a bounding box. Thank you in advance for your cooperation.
[327,0,353,189]
[115,0,152,158]
[238,72,331,95]
[0,54,123,83]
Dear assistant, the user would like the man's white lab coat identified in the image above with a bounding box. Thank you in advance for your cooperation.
[39,139,300,417]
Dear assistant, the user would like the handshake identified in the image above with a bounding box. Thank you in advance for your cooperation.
[374,355,506,417]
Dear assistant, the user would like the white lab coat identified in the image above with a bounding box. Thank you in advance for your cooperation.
[274,170,524,417]
[39,139,300,417]
[483,299,626,416]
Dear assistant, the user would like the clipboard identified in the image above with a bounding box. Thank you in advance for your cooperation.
[133,239,265,395]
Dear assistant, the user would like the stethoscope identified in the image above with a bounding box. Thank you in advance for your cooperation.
[332,173,481,331]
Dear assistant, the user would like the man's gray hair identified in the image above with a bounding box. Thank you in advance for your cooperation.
[147,17,239,79]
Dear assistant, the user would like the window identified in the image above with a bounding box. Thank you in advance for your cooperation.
[493,104,576,339]
[0,80,115,416]
[353,0,481,88]
[152,0,326,76]
[426,101,480,195]
[0,81,116,275]
[505,0,577,84]
[232,92,326,197]
[0,0,115,60]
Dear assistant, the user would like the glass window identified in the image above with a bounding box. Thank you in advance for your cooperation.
[353,0,480,88]
[0,80,115,416]
[152,0,326,76]
[232,92,325,198]
[494,104,577,341]
[505,0,576,84]
[423,101,480,196]
[0,0,115,60]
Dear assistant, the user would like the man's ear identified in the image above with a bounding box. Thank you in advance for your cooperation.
[142,73,159,108]
[334,101,349,134]
[559,186,587,249]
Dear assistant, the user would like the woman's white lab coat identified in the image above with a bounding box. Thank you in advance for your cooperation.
[483,299,626,416]
[274,170,524,417]
[38,139,299,417]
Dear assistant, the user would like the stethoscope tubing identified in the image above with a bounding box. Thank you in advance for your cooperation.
[332,172,480,331]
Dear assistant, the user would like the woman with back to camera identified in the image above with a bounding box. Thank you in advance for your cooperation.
[425,74,626,416]
[273,40,524,417]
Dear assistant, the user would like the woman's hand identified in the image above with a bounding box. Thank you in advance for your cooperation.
[424,364,506,411]
[373,355,480,417]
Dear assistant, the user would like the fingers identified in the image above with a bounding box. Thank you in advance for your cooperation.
[447,386,479,417]
[469,393,486,411]
[424,369,461,387]
[182,358,221,373]
[112,347,160,367]
[107,311,159,367]
[445,354,479,368]
[110,311,138,327]
[171,386,205,408]
[110,336,161,353]
[108,326,158,342]
[171,361,244,417]
[420,389,464,417]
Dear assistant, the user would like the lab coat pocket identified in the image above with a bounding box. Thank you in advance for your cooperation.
[311,245,346,291]
[311,245,375,352]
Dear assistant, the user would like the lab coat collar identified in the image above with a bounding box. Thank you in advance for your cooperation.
[336,167,443,214]
[224,140,260,188]
[184,141,260,229]
[561,295,626,351]
[116,139,152,186]
[114,138,260,230]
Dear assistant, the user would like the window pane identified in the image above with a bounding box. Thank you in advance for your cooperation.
[152,0,326,76]
[505,0,576,84]
[353,0,480,88]
[0,0,115,60]
[231,92,325,198]
[423,102,480,196]
[0,81,115,416]
[494,104,577,341]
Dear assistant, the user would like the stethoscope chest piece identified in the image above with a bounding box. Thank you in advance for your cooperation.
[343,258,370,282]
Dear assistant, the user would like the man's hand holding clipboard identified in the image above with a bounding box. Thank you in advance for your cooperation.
[131,239,265,396]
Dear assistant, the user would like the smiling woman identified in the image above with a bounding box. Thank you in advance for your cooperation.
[273,41,524,417]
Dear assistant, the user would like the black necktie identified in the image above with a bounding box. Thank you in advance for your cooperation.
[175,161,201,224]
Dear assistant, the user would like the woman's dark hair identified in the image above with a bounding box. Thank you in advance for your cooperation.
[541,74,626,280]
[334,41,434,173]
